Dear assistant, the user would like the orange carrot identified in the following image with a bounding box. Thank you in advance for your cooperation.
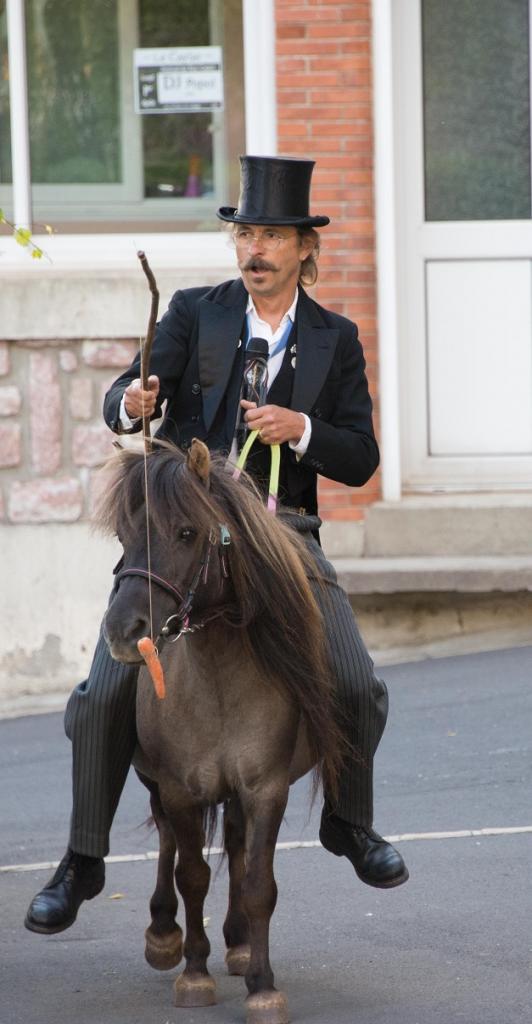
[137,636,166,700]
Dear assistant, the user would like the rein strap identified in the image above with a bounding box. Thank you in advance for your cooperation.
[233,430,280,513]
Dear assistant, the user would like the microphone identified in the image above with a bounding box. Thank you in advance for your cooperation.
[236,336,269,450]
[243,337,269,407]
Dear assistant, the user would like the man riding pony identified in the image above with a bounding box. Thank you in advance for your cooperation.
[25,154,408,936]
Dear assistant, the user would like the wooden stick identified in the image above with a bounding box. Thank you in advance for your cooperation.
[137,250,160,452]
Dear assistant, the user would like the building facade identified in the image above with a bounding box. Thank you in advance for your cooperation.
[1,0,531,702]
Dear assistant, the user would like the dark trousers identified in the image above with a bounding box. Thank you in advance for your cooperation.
[65,537,388,858]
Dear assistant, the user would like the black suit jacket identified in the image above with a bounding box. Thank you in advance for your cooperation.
[104,278,379,517]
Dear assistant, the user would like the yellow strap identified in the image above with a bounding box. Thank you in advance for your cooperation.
[234,430,281,513]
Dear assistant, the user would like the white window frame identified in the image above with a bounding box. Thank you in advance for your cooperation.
[371,0,402,500]
[2,0,277,269]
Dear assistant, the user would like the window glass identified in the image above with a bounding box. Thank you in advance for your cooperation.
[26,0,121,184]
[0,0,245,231]
[141,0,213,199]
[422,0,531,221]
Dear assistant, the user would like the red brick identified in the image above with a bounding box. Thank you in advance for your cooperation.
[277,23,306,37]
[309,123,370,138]
[306,0,367,6]
[308,103,371,119]
[276,58,308,72]
[316,166,352,181]
[276,72,339,88]
[277,5,343,20]
[278,123,309,136]
[69,378,93,420]
[82,340,136,369]
[275,92,310,108]
[318,491,359,508]
[309,55,370,71]
[0,386,22,416]
[307,0,369,10]
[8,477,83,523]
[344,170,372,184]
[313,284,358,300]
[341,135,373,152]
[29,352,62,474]
[341,39,371,53]
[310,88,371,104]
[306,21,367,37]
[0,423,21,467]
[277,39,340,55]
[72,424,115,467]
[0,342,9,376]
[308,186,351,201]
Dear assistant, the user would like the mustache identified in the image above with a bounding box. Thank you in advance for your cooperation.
[242,258,277,272]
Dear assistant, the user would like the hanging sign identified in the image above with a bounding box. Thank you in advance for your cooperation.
[134,46,224,114]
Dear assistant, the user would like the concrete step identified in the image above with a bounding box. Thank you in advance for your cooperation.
[331,555,532,594]
[364,494,532,557]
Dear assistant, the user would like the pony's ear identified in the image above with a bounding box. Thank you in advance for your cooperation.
[187,438,211,485]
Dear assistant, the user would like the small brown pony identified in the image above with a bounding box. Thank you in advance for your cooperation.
[99,439,343,1024]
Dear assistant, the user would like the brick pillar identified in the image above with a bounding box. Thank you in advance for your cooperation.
[276,0,381,520]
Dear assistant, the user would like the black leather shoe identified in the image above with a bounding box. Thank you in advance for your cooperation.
[24,848,105,934]
[319,811,409,888]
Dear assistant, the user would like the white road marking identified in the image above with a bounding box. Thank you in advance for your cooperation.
[1,825,531,875]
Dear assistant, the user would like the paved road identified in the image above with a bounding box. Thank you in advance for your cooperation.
[1,646,531,1024]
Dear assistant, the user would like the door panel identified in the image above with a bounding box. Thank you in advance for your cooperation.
[427,259,532,456]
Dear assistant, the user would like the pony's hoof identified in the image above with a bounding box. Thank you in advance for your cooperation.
[246,990,290,1024]
[226,944,251,975]
[144,925,183,971]
[174,972,216,1007]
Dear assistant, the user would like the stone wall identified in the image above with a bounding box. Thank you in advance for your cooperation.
[0,338,135,524]
[0,336,134,707]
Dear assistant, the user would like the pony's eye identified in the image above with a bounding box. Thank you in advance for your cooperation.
[178,527,196,542]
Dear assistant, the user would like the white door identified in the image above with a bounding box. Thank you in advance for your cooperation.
[393,0,532,491]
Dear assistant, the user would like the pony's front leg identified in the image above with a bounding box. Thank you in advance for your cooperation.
[171,806,216,1008]
[223,796,251,976]
[142,784,183,971]
[240,787,290,1024]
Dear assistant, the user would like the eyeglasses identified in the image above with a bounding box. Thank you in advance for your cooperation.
[233,227,296,251]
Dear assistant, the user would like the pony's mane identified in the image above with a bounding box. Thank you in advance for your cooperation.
[95,442,345,794]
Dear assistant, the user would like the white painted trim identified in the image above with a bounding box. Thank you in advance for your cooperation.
[5,0,31,227]
[371,0,401,501]
[242,0,277,154]
[0,230,236,271]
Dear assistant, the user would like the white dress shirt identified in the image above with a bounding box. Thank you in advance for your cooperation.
[246,290,311,455]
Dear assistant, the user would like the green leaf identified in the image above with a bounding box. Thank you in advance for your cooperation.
[31,247,44,259]
[14,227,32,247]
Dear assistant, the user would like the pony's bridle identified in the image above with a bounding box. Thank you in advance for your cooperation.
[115,524,231,643]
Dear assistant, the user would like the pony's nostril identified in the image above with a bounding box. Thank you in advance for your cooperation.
[107,614,149,647]
[123,618,150,643]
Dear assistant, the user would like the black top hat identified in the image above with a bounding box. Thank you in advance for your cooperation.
[217,155,330,228]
